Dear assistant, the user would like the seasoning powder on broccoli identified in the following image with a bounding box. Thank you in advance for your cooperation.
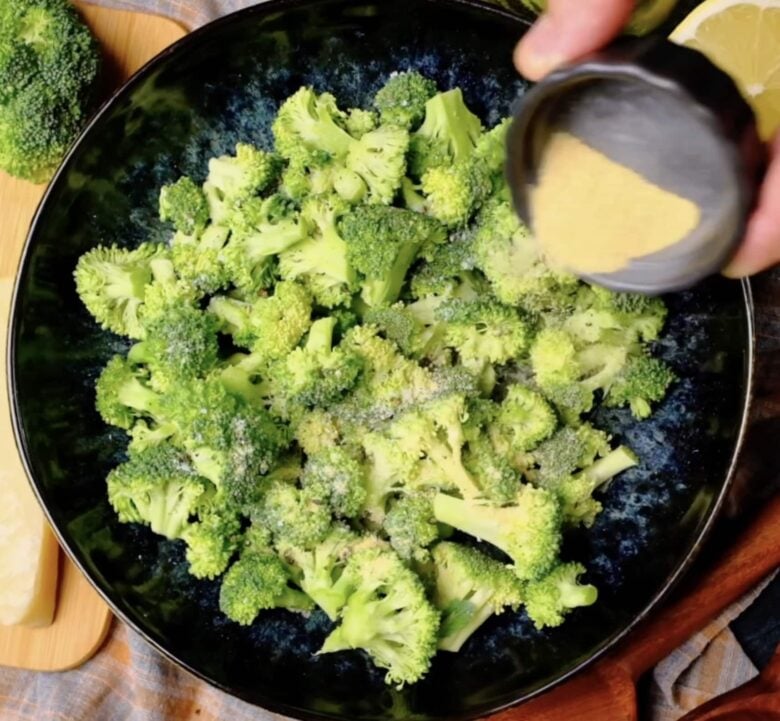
[530,132,701,273]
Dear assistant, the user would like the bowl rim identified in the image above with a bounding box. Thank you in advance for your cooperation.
[5,0,756,718]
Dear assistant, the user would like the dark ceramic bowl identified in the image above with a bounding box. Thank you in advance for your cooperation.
[7,1,754,719]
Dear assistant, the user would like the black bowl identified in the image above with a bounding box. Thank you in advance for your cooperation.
[7,1,754,719]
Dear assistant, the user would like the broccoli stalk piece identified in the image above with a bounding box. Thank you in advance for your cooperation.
[373,71,437,130]
[340,205,446,307]
[318,546,441,687]
[301,445,367,519]
[278,196,357,308]
[344,125,409,205]
[432,484,562,582]
[408,89,483,178]
[432,542,523,652]
[74,243,168,339]
[278,523,357,620]
[524,562,598,629]
[384,493,440,562]
[0,0,100,182]
[106,444,210,540]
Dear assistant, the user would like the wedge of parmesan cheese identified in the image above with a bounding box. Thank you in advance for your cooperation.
[0,280,59,627]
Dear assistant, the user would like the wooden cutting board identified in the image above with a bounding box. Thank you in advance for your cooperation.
[0,3,185,672]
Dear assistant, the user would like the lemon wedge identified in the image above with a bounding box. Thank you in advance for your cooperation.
[670,0,780,140]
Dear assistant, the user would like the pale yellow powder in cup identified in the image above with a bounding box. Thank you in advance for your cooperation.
[530,132,701,274]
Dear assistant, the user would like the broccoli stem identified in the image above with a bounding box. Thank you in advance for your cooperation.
[578,446,638,487]
[306,317,337,353]
[432,494,504,551]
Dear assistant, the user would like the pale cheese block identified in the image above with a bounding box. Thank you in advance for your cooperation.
[0,280,59,627]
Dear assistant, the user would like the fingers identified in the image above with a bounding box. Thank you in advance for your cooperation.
[514,0,635,81]
[723,133,780,278]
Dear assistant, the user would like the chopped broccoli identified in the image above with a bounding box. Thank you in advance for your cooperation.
[170,224,232,296]
[345,125,409,205]
[432,541,523,652]
[181,510,242,580]
[106,443,209,540]
[408,89,483,178]
[294,408,341,457]
[605,353,676,419]
[340,205,446,307]
[373,71,437,130]
[159,176,210,235]
[204,143,280,207]
[301,445,366,519]
[488,384,557,459]
[318,546,441,687]
[254,479,332,549]
[524,562,598,629]
[344,108,378,139]
[0,0,101,182]
[421,158,492,227]
[432,484,562,581]
[384,493,439,562]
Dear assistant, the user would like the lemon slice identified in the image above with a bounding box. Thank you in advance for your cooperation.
[670,0,780,140]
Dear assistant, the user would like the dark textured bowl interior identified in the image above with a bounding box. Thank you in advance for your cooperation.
[8,1,753,719]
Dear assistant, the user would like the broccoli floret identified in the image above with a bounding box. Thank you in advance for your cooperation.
[473,200,579,313]
[604,354,676,419]
[294,408,341,456]
[128,304,219,391]
[170,224,232,295]
[268,317,363,409]
[220,543,313,625]
[181,510,242,580]
[278,196,357,308]
[436,298,530,372]
[344,108,378,138]
[365,296,448,363]
[277,523,357,620]
[580,285,669,343]
[408,228,483,301]
[340,205,446,307]
[301,445,366,519]
[473,118,511,184]
[345,125,409,205]
[0,0,100,182]
[463,436,520,505]
[373,71,437,130]
[272,87,354,163]
[318,546,441,687]
[203,143,280,209]
[95,355,160,430]
[159,176,210,235]
[209,280,312,359]
[106,443,210,539]
[74,243,168,339]
[432,541,523,652]
[432,484,562,581]
[487,384,557,461]
[524,562,598,630]
[221,194,308,295]
[420,158,492,227]
[408,89,483,178]
[384,493,439,562]
[528,423,611,488]
[254,480,332,549]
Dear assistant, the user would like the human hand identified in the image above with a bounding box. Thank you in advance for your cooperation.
[513,0,780,278]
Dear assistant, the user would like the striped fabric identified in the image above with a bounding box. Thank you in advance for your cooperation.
[0,1,769,719]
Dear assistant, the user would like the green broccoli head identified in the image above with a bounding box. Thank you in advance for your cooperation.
[301,445,366,519]
[436,298,530,371]
[95,355,161,430]
[272,86,354,163]
[605,353,676,419]
[344,108,378,139]
[432,541,523,652]
[318,546,441,687]
[170,225,232,296]
[181,509,243,580]
[408,89,483,178]
[473,118,511,182]
[524,561,598,629]
[0,0,100,182]
[106,443,210,540]
[204,143,280,206]
[488,384,557,459]
[74,243,167,339]
[219,546,313,625]
[254,479,332,549]
[277,523,358,620]
[293,408,341,457]
[529,423,611,488]
[383,493,440,562]
[432,483,562,582]
[463,436,521,506]
[421,158,492,228]
[408,228,483,300]
[159,176,210,236]
[345,125,409,205]
[373,71,437,130]
[340,205,446,307]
